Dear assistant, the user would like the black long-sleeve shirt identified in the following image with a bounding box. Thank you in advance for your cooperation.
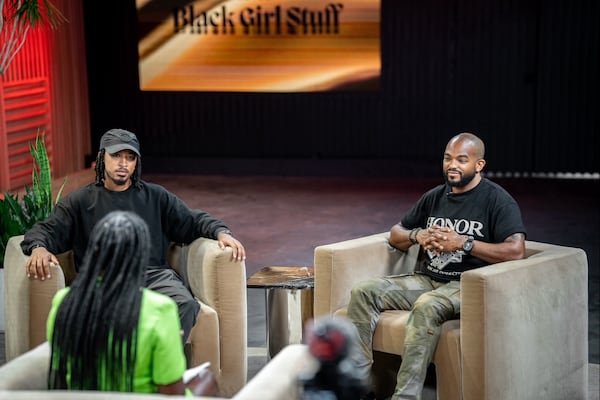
[21,181,231,270]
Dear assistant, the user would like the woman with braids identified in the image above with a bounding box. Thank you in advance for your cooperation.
[21,128,246,343]
[46,210,190,394]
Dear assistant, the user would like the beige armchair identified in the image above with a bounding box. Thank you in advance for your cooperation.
[3,235,247,397]
[314,232,589,400]
[0,342,314,400]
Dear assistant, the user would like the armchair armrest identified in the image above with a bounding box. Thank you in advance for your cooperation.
[185,238,248,396]
[460,240,588,400]
[235,344,315,400]
[313,232,419,317]
[0,342,50,390]
[3,236,66,360]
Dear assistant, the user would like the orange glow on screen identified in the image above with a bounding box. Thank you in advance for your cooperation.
[137,0,381,92]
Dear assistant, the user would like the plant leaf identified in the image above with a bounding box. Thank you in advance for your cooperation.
[55,177,67,205]
[1,130,66,267]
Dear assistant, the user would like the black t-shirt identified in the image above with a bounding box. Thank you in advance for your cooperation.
[21,181,230,270]
[401,178,527,281]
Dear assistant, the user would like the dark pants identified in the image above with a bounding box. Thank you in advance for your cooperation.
[145,268,200,343]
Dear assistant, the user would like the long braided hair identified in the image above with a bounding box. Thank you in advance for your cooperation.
[48,211,150,391]
[94,149,142,188]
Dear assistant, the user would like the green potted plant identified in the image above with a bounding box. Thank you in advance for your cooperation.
[0,133,66,266]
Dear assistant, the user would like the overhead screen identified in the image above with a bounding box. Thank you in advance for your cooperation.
[136,0,381,92]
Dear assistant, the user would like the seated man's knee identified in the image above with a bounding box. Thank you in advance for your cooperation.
[412,292,454,322]
[181,297,201,319]
[179,299,200,342]
[350,279,380,300]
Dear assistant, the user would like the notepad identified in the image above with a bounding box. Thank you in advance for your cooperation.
[183,361,211,384]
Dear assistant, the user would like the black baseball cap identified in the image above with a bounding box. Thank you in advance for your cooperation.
[100,129,140,157]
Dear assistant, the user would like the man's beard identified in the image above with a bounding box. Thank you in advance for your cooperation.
[107,172,129,186]
[445,170,476,188]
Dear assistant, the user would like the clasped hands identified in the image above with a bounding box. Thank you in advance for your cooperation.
[416,225,466,255]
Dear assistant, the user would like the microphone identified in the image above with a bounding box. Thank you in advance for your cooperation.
[298,317,369,400]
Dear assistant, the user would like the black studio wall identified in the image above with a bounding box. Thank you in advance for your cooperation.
[82,0,599,176]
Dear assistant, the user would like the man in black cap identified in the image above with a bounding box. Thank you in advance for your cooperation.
[22,128,246,342]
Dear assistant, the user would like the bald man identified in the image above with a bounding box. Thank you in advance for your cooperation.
[348,132,527,400]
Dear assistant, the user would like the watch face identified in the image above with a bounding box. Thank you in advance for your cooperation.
[463,237,474,252]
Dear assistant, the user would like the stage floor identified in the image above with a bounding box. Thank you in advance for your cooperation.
[6,168,599,367]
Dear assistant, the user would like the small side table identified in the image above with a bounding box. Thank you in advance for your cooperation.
[247,266,314,359]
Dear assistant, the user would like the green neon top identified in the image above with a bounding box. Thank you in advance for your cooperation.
[47,287,187,393]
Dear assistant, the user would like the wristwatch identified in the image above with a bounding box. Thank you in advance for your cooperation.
[462,236,474,254]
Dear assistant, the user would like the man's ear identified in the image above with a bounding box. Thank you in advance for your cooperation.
[476,158,486,173]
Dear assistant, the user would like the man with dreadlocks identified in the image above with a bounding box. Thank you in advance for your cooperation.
[22,128,246,343]
[47,210,194,394]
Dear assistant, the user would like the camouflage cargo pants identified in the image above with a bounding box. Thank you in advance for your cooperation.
[346,273,461,400]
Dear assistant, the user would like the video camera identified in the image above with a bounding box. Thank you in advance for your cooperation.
[298,316,369,400]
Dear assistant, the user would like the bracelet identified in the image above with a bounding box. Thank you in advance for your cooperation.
[409,229,416,244]
[409,228,421,245]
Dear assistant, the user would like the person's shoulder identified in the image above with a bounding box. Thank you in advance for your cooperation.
[52,183,99,208]
[138,180,171,193]
[481,178,515,196]
[422,183,447,198]
[53,287,70,304]
[137,181,181,204]
[142,288,178,309]
[479,178,521,206]
[57,287,70,296]
[66,182,100,197]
